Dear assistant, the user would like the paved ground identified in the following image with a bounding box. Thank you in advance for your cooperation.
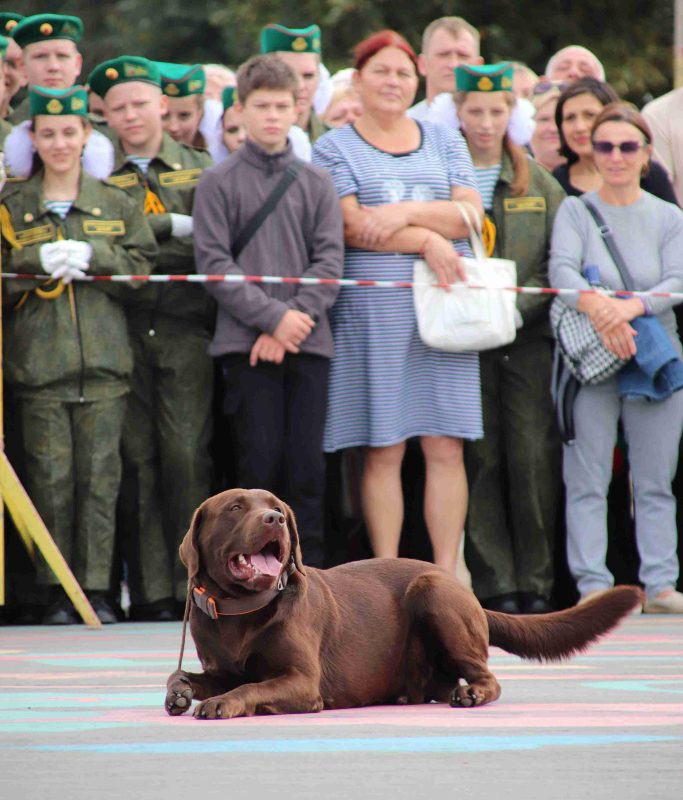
[0,614,682,800]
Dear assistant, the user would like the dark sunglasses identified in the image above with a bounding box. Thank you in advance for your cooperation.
[532,80,569,95]
[592,140,646,155]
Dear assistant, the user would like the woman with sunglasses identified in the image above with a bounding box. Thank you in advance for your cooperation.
[552,78,677,204]
[550,103,683,613]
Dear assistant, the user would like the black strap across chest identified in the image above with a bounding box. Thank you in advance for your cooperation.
[231,161,303,260]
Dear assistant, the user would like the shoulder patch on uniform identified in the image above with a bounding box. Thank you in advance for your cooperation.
[504,197,547,213]
[15,223,55,246]
[107,172,140,189]
[83,219,126,235]
[158,168,203,187]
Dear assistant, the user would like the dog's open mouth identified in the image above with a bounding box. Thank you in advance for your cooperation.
[228,540,284,581]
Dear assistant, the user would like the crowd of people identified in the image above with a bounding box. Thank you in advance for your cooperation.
[1,11,683,626]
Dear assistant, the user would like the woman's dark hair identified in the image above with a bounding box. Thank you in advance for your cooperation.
[554,77,619,164]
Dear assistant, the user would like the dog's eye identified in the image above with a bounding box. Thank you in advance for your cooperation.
[273,506,284,514]
[230,504,242,512]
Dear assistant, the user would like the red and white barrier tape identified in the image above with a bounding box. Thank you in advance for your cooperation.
[1,272,682,300]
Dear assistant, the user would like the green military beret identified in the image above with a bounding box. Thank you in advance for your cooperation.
[455,62,514,93]
[29,85,89,117]
[88,56,161,99]
[11,14,83,48]
[0,12,23,37]
[156,62,206,97]
[222,86,236,110]
[0,35,9,60]
[260,24,321,55]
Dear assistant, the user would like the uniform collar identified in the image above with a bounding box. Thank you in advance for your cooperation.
[113,131,187,173]
[498,149,515,186]
[14,169,110,221]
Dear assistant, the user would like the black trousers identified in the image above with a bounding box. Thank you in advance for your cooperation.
[220,353,329,568]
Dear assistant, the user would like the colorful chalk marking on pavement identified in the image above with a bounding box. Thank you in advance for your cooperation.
[0,620,682,753]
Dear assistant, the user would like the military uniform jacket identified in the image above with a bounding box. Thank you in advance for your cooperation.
[0,118,11,151]
[489,152,566,338]
[1,170,158,400]
[108,133,214,335]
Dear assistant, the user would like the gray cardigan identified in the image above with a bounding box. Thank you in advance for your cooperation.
[549,191,683,351]
[193,138,344,358]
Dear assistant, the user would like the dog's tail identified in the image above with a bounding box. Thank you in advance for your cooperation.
[485,586,643,662]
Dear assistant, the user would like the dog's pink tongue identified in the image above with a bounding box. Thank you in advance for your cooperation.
[251,552,282,577]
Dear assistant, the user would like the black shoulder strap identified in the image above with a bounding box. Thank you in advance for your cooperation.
[231,160,303,260]
[581,198,634,290]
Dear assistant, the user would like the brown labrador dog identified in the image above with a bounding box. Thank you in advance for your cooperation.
[166,488,642,719]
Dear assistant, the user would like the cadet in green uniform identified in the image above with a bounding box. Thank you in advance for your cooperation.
[0,85,158,624]
[157,62,207,149]
[260,23,328,143]
[454,64,565,614]
[8,14,84,124]
[88,56,215,621]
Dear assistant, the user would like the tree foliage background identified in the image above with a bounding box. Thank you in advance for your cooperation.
[3,0,675,103]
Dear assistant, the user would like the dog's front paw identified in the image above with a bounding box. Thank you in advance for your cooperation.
[193,695,244,720]
[450,684,484,708]
[166,672,194,716]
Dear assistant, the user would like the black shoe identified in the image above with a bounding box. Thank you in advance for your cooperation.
[519,593,553,615]
[128,597,177,622]
[86,591,118,625]
[481,593,521,614]
[43,596,79,625]
[13,603,44,625]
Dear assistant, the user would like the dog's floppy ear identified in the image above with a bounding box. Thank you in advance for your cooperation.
[179,505,203,580]
[285,503,306,576]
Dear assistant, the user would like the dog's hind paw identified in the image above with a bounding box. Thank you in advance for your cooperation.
[166,684,194,716]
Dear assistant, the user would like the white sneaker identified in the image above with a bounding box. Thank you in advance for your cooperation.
[643,589,683,614]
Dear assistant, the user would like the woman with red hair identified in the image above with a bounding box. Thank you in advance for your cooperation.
[312,30,483,575]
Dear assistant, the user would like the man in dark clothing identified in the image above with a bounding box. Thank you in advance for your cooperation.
[193,55,344,567]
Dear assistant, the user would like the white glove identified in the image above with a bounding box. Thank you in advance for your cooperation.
[39,241,71,274]
[170,213,193,238]
[39,240,92,283]
[64,240,93,264]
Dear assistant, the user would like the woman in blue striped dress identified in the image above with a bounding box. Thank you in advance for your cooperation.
[312,30,484,573]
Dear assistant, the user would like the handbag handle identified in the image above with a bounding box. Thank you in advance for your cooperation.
[453,200,488,263]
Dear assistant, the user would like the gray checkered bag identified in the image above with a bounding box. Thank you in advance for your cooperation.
[550,297,629,385]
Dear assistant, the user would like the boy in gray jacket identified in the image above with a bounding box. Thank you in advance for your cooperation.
[193,55,344,567]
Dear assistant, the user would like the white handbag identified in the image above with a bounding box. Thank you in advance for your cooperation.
[412,202,517,352]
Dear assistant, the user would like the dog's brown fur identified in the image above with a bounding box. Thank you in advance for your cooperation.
[166,488,643,719]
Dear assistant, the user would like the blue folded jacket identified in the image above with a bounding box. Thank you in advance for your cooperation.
[618,316,683,401]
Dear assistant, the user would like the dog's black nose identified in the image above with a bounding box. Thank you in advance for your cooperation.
[263,510,285,526]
